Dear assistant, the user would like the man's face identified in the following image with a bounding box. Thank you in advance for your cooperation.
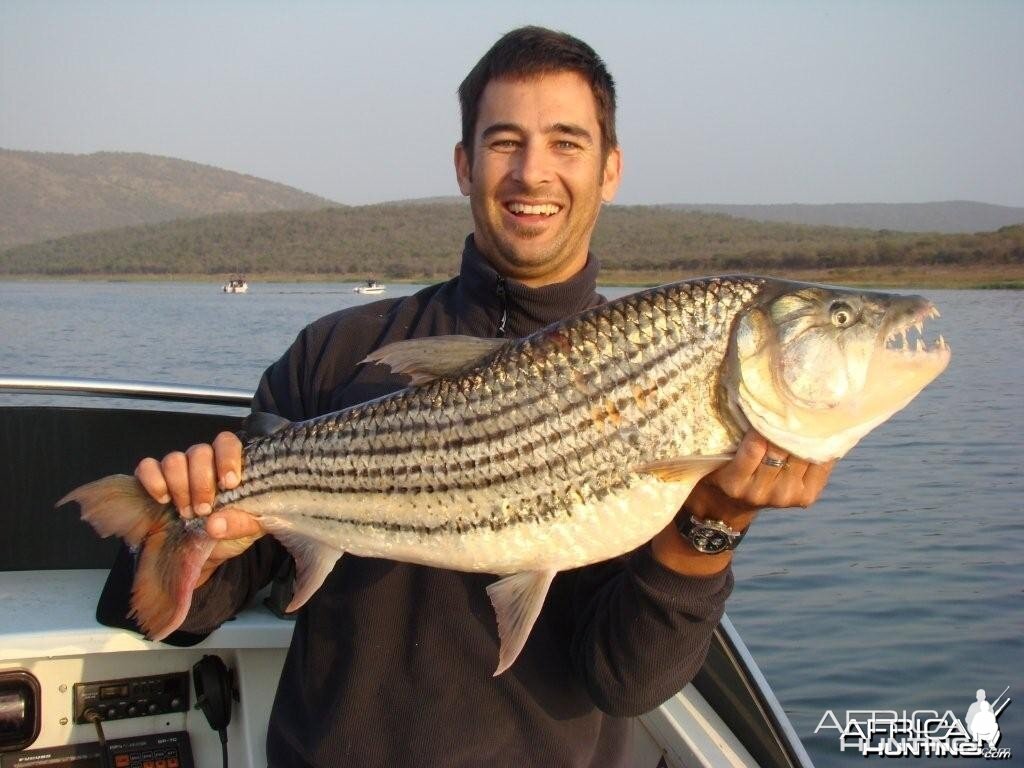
[455,71,622,287]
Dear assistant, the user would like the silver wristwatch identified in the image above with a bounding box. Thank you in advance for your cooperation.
[675,514,746,554]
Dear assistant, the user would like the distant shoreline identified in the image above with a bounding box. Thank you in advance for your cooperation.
[2,265,1022,289]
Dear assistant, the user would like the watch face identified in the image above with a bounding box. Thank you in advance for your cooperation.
[691,526,731,554]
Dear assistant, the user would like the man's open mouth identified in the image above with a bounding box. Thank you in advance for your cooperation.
[506,202,562,217]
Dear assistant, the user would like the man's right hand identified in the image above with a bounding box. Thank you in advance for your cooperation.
[134,430,264,586]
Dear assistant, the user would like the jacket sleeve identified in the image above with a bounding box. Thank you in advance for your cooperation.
[567,547,733,717]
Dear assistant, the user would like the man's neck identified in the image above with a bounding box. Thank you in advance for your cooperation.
[473,238,590,288]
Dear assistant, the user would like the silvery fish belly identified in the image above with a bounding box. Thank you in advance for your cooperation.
[61,275,950,673]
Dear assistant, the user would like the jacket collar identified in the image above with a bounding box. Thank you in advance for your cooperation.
[454,235,602,338]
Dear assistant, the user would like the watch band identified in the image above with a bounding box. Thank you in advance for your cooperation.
[675,514,746,554]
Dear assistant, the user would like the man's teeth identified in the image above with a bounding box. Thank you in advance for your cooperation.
[508,202,560,216]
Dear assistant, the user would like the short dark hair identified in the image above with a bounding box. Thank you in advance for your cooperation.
[458,26,617,163]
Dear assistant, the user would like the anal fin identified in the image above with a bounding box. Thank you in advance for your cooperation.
[259,518,344,613]
[485,569,557,676]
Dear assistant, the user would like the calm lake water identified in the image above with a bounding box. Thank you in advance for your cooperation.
[1,280,1021,766]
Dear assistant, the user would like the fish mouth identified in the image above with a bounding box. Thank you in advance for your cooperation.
[855,299,950,434]
[882,303,949,358]
[873,300,951,400]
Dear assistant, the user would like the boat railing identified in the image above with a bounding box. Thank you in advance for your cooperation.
[0,375,252,407]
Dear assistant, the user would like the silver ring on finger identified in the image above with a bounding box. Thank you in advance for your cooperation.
[762,455,789,469]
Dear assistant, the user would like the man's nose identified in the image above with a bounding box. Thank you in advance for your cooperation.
[511,142,552,187]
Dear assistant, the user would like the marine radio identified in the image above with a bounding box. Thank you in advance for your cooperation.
[0,671,198,768]
[0,730,194,768]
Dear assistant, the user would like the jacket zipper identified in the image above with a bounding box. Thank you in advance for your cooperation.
[495,276,508,337]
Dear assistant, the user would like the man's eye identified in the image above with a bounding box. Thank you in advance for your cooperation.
[555,141,580,150]
[491,139,518,150]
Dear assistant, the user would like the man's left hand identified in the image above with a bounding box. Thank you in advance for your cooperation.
[650,431,835,575]
[689,430,836,526]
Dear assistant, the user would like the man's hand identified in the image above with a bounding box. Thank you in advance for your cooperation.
[651,431,835,576]
[134,431,264,587]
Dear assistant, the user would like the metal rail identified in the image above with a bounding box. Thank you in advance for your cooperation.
[718,613,815,768]
[0,375,252,407]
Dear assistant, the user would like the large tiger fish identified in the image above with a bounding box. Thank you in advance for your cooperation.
[60,275,950,674]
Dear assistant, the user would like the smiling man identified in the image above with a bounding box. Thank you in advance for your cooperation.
[109,26,833,768]
[455,68,621,286]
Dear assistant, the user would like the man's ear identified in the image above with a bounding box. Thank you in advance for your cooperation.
[454,142,472,196]
[601,146,623,203]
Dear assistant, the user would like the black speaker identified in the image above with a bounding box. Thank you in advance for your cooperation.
[0,671,40,752]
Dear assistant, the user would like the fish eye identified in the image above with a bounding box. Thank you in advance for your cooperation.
[830,302,856,328]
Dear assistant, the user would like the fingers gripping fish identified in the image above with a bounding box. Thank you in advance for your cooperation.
[60,275,950,674]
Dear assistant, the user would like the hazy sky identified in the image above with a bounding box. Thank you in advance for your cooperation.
[2,0,1022,207]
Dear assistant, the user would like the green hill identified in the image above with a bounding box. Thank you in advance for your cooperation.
[666,201,1024,234]
[0,148,337,249]
[2,202,1021,287]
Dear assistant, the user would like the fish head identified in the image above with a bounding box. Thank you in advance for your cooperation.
[725,281,950,462]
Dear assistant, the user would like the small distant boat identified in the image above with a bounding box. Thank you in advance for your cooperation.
[353,279,386,295]
[222,275,249,294]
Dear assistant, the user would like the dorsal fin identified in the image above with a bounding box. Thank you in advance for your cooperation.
[362,335,507,385]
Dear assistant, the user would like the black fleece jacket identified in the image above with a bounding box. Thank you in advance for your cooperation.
[101,237,733,768]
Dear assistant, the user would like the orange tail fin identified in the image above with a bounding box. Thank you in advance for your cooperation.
[58,474,215,641]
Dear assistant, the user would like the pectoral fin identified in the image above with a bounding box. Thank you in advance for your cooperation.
[362,336,507,385]
[633,455,732,483]
[485,569,557,676]
[258,518,344,613]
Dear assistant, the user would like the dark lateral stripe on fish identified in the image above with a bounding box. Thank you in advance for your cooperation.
[221,382,698,503]
[233,366,694,497]
[233,355,689,485]
[235,479,620,536]
[228,431,625,500]
[246,284,716,457]
[243,328,699,469]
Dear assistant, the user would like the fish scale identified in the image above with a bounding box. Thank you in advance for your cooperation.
[64,274,949,671]
[213,277,764,575]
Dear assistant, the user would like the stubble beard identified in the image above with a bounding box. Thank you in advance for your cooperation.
[472,195,600,284]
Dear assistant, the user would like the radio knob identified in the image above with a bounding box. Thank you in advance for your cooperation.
[148,703,159,714]
[170,697,182,709]
[127,705,139,716]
